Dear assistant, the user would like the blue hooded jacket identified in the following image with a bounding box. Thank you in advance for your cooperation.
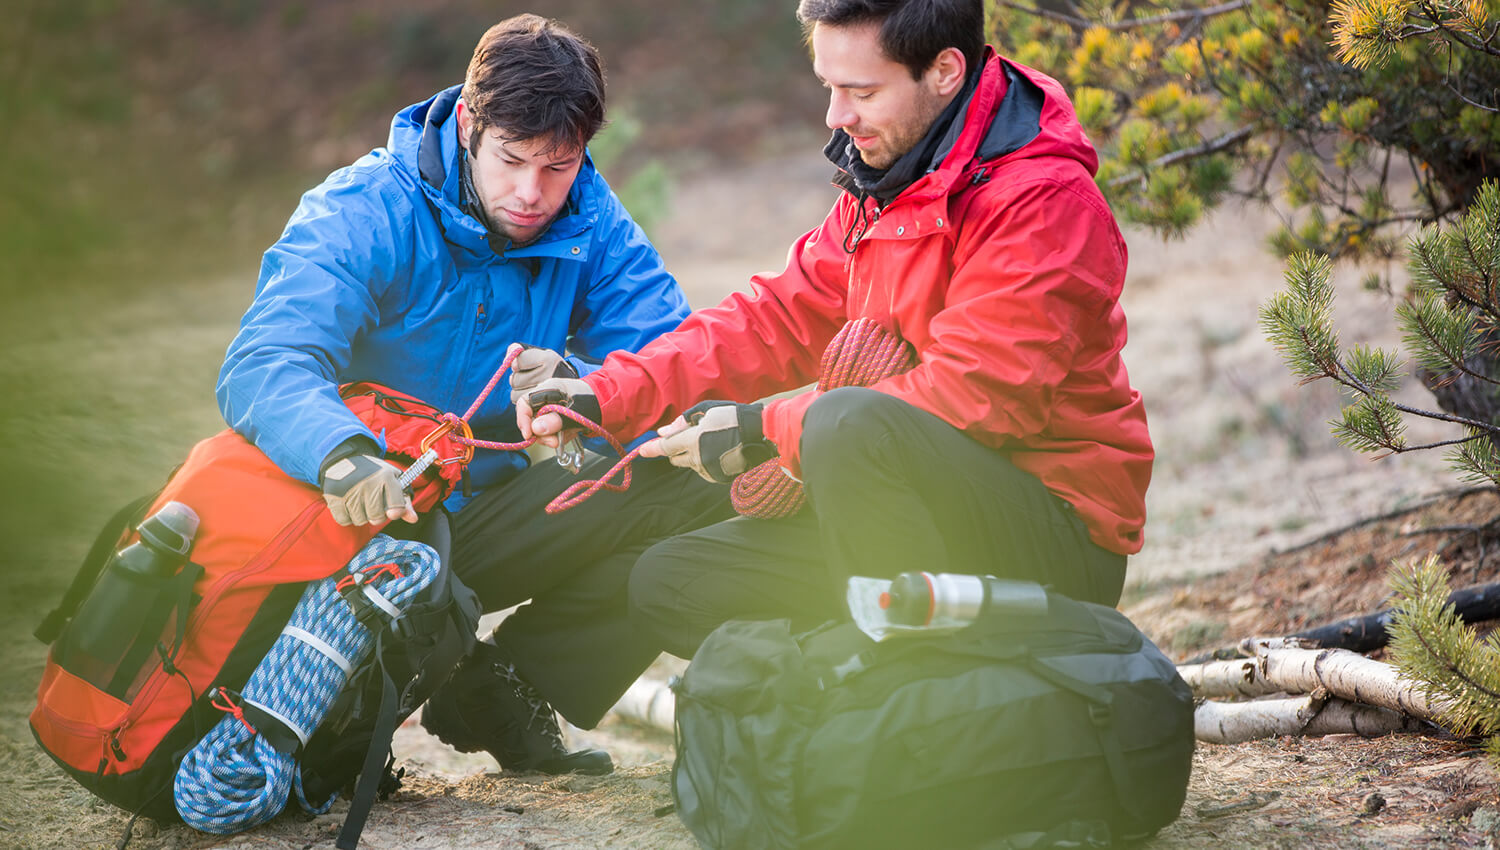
[217,86,690,502]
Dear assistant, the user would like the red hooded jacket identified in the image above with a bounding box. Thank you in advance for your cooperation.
[587,51,1153,555]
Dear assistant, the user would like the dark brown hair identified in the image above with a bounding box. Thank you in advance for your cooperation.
[796,0,984,80]
[461,14,606,154]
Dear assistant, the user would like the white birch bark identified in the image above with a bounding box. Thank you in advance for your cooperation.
[608,676,676,733]
[1180,646,1453,726]
[1195,693,1433,744]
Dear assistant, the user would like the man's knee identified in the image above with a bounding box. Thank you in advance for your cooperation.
[627,539,694,651]
[801,387,905,478]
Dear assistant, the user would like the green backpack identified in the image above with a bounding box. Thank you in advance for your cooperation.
[670,590,1195,849]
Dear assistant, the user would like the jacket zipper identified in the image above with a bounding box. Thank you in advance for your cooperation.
[101,500,328,769]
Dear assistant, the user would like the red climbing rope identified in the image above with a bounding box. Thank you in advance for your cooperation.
[417,319,913,517]
[401,345,637,514]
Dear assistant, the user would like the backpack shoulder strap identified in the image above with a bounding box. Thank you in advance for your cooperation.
[35,492,159,644]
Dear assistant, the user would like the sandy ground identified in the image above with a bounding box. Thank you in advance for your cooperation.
[2,134,1488,849]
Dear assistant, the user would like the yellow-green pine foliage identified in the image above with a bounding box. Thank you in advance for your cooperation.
[1387,555,1500,765]
[984,0,1499,263]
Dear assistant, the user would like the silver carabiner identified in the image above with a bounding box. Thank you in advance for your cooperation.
[556,435,584,474]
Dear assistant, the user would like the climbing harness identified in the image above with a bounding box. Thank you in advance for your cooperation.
[730,318,915,518]
[172,534,439,838]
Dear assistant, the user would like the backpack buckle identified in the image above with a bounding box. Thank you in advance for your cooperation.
[1088,702,1113,728]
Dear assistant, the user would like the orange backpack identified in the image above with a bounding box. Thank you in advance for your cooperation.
[30,382,470,821]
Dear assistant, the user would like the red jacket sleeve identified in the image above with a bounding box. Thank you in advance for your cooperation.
[587,198,854,440]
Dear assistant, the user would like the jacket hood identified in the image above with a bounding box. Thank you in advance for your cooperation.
[829,48,1100,202]
[386,85,601,262]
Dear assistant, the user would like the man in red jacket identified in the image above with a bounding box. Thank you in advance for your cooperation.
[521,0,1153,658]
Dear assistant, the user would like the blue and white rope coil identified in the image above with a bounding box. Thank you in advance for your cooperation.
[172,534,440,834]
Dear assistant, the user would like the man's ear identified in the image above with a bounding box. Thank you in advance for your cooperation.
[455,99,473,153]
[927,46,967,97]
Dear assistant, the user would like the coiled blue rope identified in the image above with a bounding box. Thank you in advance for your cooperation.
[172,534,439,834]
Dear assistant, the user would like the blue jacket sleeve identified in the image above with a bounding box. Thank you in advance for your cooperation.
[570,178,691,362]
[216,165,413,484]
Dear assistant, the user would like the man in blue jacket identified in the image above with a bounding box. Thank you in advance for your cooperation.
[218,14,731,776]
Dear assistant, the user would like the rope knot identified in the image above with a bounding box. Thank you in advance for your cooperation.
[335,562,405,592]
[210,688,257,736]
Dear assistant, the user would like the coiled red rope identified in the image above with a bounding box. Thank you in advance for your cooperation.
[730,318,914,518]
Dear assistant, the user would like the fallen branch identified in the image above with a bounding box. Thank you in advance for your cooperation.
[1179,657,1277,699]
[1195,691,1434,744]
[1182,579,1500,662]
[608,676,676,733]
[1183,644,1455,726]
[1288,580,1500,652]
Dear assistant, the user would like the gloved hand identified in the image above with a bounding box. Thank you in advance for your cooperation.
[646,401,775,483]
[518,377,601,449]
[507,343,578,406]
[318,438,417,526]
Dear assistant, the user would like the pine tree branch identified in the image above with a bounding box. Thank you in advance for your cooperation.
[1107,0,1254,31]
[994,1,1089,29]
[995,0,1253,32]
[1106,126,1256,189]
[1330,358,1500,437]
[1420,4,1500,58]
[1444,41,1500,113]
[1398,434,1492,451]
[1405,305,1500,389]
[1457,216,1500,322]
[1407,618,1500,703]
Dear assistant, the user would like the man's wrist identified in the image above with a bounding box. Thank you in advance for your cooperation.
[319,435,382,487]
[737,402,767,446]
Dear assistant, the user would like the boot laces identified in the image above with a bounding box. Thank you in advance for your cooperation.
[491,658,564,748]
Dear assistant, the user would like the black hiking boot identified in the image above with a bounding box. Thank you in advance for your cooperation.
[420,641,614,776]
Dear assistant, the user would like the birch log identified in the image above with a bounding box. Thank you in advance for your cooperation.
[1178,658,1282,699]
[1180,645,1453,725]
[1195,692,1435,744]
[609,676,676,733]
[1255,646,1451,724]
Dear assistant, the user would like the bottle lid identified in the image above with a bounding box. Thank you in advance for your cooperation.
[137,501,200,557]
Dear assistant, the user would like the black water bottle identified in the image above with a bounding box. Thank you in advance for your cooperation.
[69,501,200,663]
[878,571,1049,627]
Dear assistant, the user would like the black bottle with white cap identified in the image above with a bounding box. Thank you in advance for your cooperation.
[68,501,200,664]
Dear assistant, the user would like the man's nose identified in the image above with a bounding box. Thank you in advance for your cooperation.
[514,169,544,206]
[826,90,856,130]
